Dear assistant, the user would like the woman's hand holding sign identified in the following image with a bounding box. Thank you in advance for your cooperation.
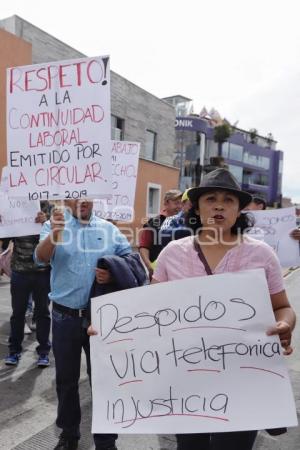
[267,320,293,355]
[268,290,295,355]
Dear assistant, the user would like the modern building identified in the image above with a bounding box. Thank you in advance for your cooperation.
[0,15,179,231]
[163,96,283,207]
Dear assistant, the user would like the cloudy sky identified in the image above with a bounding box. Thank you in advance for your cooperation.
[2,0,300,202]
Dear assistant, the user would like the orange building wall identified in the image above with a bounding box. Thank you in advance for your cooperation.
[0,29,32,171]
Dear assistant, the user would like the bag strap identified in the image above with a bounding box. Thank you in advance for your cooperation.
[193,236,213,276]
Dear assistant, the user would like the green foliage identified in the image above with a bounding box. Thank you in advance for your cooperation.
[213,123,232,144]
[249,128,258,144]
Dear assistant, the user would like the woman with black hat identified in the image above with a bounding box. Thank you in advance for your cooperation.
[152,168,296,450]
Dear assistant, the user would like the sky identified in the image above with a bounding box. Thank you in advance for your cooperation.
[2,0,300,202]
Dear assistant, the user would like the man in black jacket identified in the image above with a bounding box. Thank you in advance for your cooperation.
[4,208,51,367]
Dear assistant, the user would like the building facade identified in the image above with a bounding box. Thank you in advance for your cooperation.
[0,15,179,235]
[164,96,283,207]
[0,28,32,170]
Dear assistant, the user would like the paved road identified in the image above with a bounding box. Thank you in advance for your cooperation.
[0,270,299,449]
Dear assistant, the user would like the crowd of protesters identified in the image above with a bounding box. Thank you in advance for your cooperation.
[1,167,300,450]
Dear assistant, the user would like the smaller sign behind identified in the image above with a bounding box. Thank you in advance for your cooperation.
[0,193,41,238]
[246,207,300,267]
[93,141,140,222]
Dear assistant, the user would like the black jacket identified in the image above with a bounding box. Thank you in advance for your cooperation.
[87,253,147,323]
[143,214,166,262]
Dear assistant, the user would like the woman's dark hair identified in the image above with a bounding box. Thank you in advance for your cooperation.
[231,212,255,234]
[185,204,255,235]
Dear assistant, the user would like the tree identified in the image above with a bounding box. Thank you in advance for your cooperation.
[213,123,232,156]
[249,128,258,144]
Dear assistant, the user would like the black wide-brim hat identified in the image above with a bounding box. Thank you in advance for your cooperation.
[188,168,252,210]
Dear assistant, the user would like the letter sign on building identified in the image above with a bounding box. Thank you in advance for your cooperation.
[175,119,193,128]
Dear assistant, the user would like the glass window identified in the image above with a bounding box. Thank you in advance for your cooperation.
[254,173,268,186]
[144,130,157,160]
[264,157,270,169]
[244,153,270,169]
[185,143,200,162]
[147,184,161,216]
[228,164,243,183]
[249,173,269,186]
[229,143,243,162]
[258,156,270,169]
[243,172,251,184]
[205,140,218,164]
[111,115,124,140]
[242,171,268,186]
[222,142,229,158]
[248,154,257,166]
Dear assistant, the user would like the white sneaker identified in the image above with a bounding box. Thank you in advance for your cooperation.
[24,323,32,335]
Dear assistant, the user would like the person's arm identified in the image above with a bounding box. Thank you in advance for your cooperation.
[267,290,296,355]
[35,209,65,263]
[138,228,154,278]
[139,247,153,279]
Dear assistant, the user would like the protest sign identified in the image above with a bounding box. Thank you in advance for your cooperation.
[246,207,300,267]
[0,166,10,194]
[93,141,140,222]
[6,56,111,200]
[90,269,297,434]
[0,192,41,238]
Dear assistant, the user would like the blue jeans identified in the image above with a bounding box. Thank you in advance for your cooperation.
[52,308,117,448]
[9,270,51,355]
[176,431,258,450]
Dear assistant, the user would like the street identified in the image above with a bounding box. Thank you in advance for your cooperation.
[0,270,300,450]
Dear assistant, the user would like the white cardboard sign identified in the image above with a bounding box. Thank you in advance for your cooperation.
[90,269,297,433]
[93,141,140,222]
[246,207,300,267]
[6,56,111,200]
[0,193,41,238]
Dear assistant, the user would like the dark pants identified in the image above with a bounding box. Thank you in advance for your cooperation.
[9,270,51,355]
[52,308,117,449]
[176,431,257,450]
